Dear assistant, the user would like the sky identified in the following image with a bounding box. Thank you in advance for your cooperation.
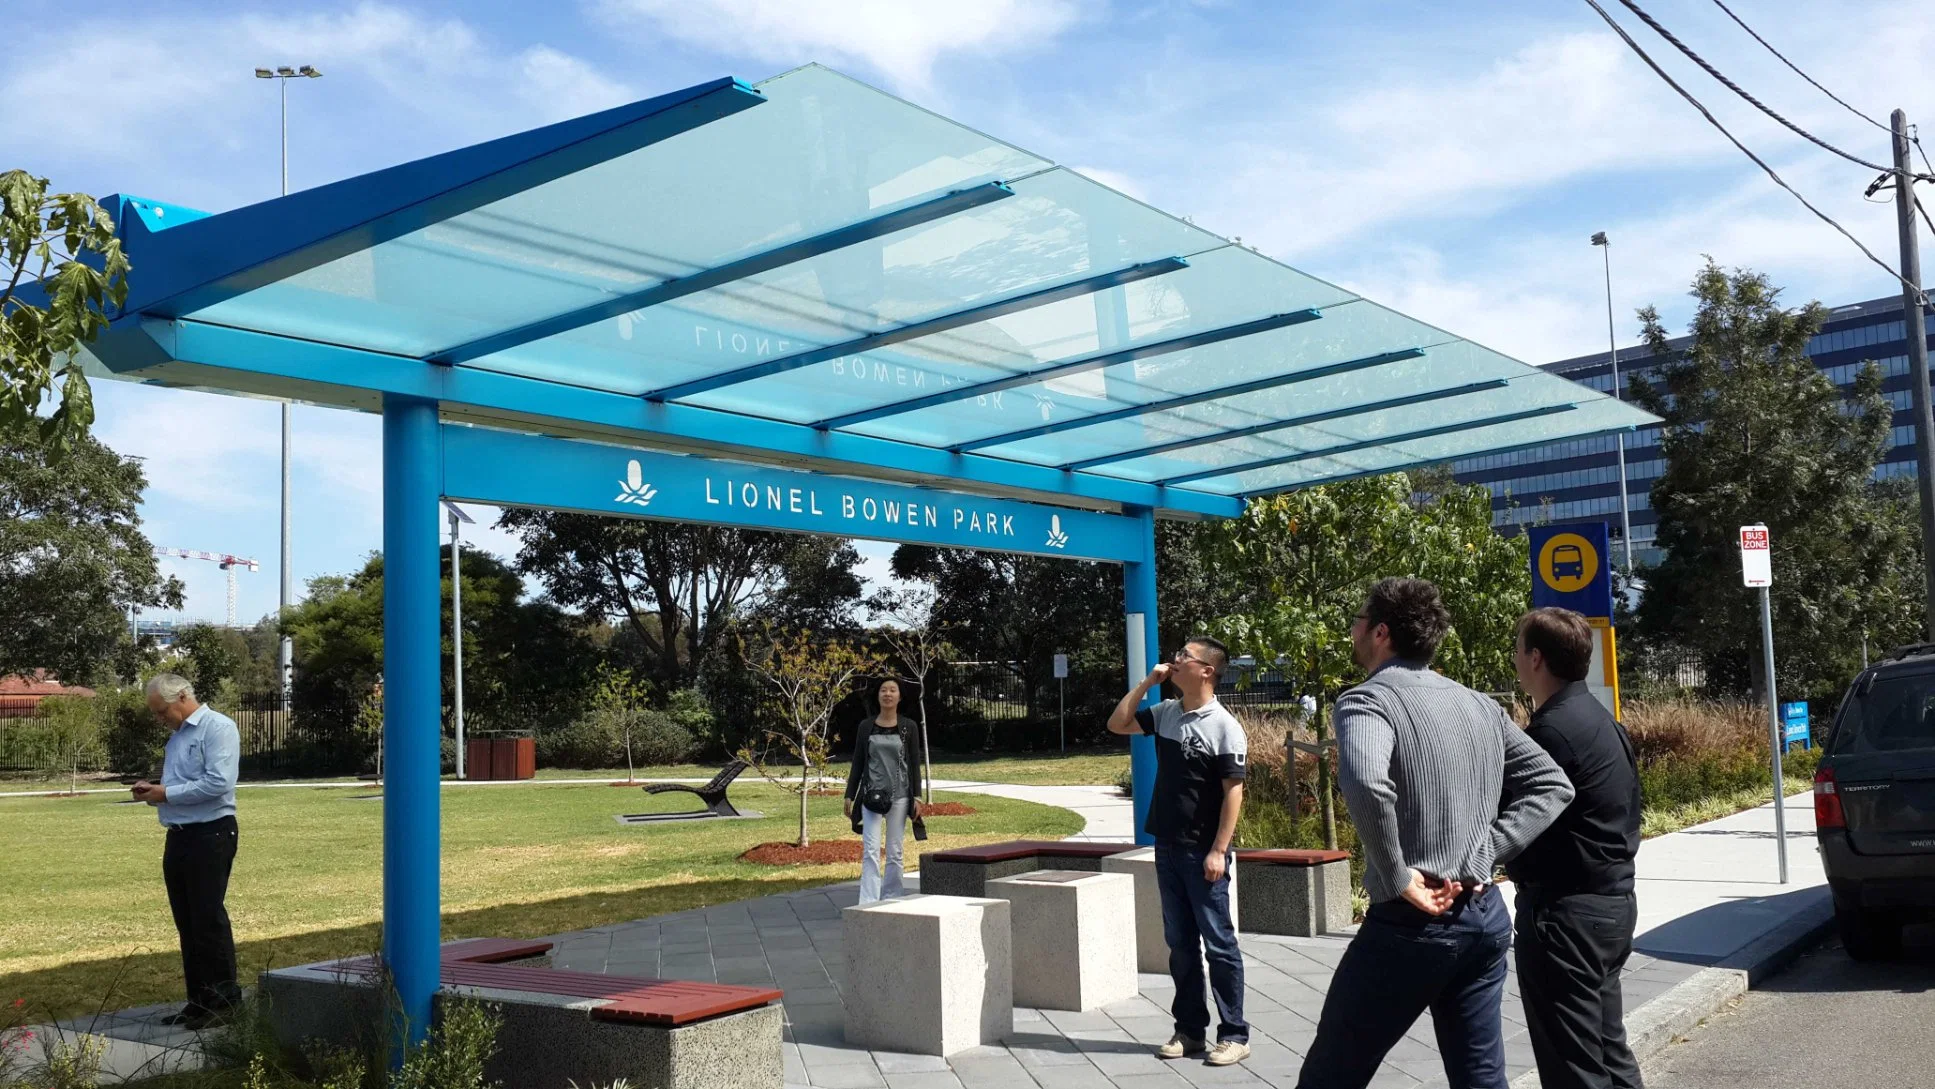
[7,0,1931,625]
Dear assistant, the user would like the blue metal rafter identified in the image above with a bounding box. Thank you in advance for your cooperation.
[117,77,767,320]
[644,256,1191,402]
[1239,424,1639,499]
[1061,378,1509,472]
[431,181,1017,366]
[810,309,1324,431]
[951,347,1431,453]
[1156,403,1580,486]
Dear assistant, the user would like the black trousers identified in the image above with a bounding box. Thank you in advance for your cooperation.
[162,816,241,1012]
[1513,889,1643,1089]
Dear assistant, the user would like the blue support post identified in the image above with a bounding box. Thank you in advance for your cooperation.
[1123,505,1160,846]
[381,395,442,1051]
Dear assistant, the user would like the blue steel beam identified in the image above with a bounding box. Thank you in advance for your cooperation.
[811,309,1324,431]
[134,319,1246,518]
[951,347,1430,453]
[1122,505,1160,846]
[1238,424,1640,499]
[431,182,1017,366]
[644,256,1192,402]
[116,77,765,319]
[1061,378,1509,472]
[1156,403,1580,486]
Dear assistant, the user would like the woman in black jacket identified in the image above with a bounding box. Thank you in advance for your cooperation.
[844,678,924,903]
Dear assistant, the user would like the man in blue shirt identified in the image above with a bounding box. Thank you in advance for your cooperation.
[131,673,242,1027]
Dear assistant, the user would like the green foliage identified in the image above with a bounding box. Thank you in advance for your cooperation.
[282,550,599,734]
[102,686,168,777]
[175,623,246,694]
[1631,260,1919,701]
[33,696,104,794]
[543,668,697,774]
[0,171,128,445]
[741,628,876,847]
[0,418,183,684]
[392,1001,502,1089]
[28,1033,104,1089]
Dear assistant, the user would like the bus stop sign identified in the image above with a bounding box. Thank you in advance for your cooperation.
[1528,523,1614,617]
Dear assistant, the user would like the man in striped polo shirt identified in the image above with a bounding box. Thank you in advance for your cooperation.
[1296,578,1573,1089]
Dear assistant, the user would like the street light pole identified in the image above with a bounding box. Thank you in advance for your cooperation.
[256,64,321,702]
[1890,110,1935,641]
[1592,232,1636,580]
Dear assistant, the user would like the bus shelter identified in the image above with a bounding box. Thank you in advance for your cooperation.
[65,65,1656,1038]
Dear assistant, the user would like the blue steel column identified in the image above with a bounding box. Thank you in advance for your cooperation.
[1123,505,1160,845]
[382,395,442,1047]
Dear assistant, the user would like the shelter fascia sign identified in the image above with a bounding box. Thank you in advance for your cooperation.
[441,424,1143,564]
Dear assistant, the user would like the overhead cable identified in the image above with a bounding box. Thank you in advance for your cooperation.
[1707,0,1888,133]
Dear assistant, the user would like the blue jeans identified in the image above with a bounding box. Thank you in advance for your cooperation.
[1154,840,1247,1044]
[1296,884,1513,1089]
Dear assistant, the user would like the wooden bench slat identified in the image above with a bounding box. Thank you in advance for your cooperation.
[439,938,557,963]
[1234,848,1351,865]
[439,962,781,1026]
[928,839,1136,863]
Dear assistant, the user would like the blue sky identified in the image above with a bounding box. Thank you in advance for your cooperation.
[6,0,1930,624]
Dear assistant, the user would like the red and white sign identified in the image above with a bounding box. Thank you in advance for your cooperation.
[1739,524,1772,587]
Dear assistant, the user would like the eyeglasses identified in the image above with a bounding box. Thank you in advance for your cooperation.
[1171,649,1215,669]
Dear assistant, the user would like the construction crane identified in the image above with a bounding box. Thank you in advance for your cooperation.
[157,549,261,627]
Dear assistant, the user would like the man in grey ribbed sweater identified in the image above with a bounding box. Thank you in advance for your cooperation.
[1296,578,1573,1089]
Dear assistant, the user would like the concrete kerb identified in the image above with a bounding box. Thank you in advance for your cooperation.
[1508,886,1835,1089]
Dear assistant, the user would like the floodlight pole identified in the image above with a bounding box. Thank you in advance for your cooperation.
[1891,110,1935,640]
[1592,232,1635,580]
[448,505,467,780]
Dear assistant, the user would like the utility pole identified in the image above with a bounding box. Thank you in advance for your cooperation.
[447,503,473,780]
[1592,232,1636,580]
[1894,110,1935,641]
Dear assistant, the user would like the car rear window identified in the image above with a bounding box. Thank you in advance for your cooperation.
[1833,669,1935,754]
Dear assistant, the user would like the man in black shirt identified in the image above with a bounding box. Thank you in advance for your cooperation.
[1108,636,1249,1067]
[1509,608,1645,1089]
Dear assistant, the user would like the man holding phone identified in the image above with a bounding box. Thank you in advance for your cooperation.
[1108,635,1249,1068]
[132,673,243,1029]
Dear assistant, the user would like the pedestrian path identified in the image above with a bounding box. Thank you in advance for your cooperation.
[32,784,1825,1088]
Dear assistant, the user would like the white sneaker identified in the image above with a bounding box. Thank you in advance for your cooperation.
[1156,1033,1206,1059]
[1206,1039,1251,1066]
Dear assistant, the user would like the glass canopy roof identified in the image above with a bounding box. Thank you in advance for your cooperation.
[104,64,1656,511]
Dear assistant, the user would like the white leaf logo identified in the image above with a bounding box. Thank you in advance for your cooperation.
[1045,514,1069,549]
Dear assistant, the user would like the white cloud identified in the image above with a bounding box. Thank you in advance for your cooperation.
[589,0,1092,90]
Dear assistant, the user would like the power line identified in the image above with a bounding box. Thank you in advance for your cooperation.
[1707,0,1888,133]
[1613,0,1927,179]
[1580,0,1928,305]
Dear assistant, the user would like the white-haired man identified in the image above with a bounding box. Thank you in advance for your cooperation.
[131,674,242,1028]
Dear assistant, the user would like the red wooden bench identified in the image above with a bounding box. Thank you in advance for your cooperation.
[917,839,1138,897]
[1235,848,1351,866]
[438,961,781,1026]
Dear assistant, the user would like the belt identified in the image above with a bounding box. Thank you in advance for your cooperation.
[165,815,237,834]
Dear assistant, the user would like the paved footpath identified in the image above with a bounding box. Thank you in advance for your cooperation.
[40,783,1830,1088]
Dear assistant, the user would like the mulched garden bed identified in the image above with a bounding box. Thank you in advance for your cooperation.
[741,841,864,865]
[917,802,978,816]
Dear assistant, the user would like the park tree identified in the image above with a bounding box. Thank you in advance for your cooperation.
[0,419,183,684]
[1205,473,1528,847]
[282,549,601,730]
[1,171,128,445]
[1630,261,1916,700]
[36,695,105,796]
[172,623,244,695]
[740,627,875,848]
[499,512,864,695]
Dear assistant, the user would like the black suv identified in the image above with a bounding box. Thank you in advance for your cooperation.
[1815,644,1935,959]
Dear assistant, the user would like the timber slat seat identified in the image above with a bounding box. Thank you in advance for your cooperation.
[926,839,1135,863]
[438,962,782,1026]
[1234,848,1352,866]
[642,759,749,818]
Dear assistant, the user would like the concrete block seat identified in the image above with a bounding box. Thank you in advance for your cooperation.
[261,938,784,1089]
[988,870,1137,1011]
[1234,847,1354,936]
[842,895,1012,1057]
[1100,846,1239,972]
[915,839,1137,898]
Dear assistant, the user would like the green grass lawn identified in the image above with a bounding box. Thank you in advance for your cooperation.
[0,781,1079,1024]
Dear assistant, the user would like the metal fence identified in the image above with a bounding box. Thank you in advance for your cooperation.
[0,692,367,779]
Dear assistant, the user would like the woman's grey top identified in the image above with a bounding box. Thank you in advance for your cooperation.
[844,715,925,804]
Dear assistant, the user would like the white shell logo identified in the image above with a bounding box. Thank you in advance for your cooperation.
[1045,514,1069,549]
[616,460,658,507]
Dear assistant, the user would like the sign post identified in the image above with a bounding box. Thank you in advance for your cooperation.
[1741,524,1787,884]
[1053,653,1069,754]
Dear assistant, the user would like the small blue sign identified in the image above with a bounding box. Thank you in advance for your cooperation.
[441,424,1147,563]
[1528,523,1615,618]
[1782,701,1810,748]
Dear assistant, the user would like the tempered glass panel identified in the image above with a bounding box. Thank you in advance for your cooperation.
[725,245,1359,429]
[844,296,1491,450]
[188,65,1049,358]
[1157,396,1658,495]
[471,168,1229,399]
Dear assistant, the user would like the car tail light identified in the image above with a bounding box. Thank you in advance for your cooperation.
[1814,765,1845,830]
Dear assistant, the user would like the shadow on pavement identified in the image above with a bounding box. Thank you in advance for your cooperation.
[1755,924,1935,996]
[1635,885,1828,966]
